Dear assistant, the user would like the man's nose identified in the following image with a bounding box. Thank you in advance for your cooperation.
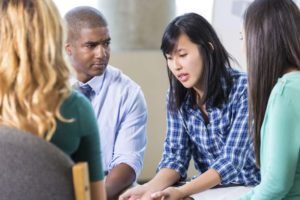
[95,46,107,58]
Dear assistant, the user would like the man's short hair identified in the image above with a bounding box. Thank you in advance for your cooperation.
[64,6,107,42]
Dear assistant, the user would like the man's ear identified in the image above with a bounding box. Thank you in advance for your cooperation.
[65,43,72,56]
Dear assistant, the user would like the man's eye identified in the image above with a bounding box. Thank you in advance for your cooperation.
[103,41,110,47]
[86,44,96,48]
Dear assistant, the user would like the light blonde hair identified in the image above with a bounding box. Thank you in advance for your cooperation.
[0,0,71,140]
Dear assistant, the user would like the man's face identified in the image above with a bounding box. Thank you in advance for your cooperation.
[66,27,111,83]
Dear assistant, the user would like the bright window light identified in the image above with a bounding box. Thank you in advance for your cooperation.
[175,0,214,22]
[53,0,98,16]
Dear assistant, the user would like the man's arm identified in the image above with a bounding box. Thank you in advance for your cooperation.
[108,88,147,199]
[105,163,136,199]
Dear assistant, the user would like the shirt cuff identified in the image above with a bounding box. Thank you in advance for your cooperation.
[210,157,239,184]
[109,155,143,179]
[158,159,187,180]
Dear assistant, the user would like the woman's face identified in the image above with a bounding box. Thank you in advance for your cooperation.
[166,33,204,90]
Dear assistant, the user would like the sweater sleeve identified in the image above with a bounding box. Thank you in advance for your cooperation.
[72,94,104,182]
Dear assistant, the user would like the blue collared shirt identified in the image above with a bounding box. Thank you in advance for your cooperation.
[158,68,260,185]
[74,65,147,177]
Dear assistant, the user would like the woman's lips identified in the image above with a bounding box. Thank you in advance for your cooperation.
[177,73,189,82]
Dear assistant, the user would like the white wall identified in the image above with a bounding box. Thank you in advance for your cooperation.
[212,0,252,71]
[53,0,98,16]
[212,0,300,70]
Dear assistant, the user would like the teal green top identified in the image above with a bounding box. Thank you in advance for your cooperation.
[50,91,104,182]
[239,72,300,200]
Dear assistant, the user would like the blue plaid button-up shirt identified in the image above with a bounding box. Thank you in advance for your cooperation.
[158,69,260,185]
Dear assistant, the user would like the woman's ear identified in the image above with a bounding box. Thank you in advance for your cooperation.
[208,42,214,51]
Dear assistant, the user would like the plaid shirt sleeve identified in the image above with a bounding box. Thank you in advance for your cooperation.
[210,86,252,184]
[157,99,192,180]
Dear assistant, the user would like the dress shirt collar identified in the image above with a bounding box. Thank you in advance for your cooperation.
[71,66,108,95]
[85,71,106,95]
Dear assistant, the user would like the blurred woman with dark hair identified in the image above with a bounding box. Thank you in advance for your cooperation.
[239,0,300,199]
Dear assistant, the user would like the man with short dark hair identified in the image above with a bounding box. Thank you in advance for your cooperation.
[64,6,148,199]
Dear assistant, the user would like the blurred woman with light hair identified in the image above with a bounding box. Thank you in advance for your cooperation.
[0,0,106,199]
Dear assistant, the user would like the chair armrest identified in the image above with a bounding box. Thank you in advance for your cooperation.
[72,162,91,200]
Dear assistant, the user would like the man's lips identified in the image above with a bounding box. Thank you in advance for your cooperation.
[91,63,107,69]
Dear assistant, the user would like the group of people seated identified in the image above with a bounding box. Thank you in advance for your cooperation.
[0,0,299,199]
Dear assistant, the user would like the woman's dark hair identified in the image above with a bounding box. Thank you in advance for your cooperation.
[161,13,233,111]
[244,0,300,166]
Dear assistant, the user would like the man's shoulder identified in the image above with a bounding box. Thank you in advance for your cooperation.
[106,65,141,90]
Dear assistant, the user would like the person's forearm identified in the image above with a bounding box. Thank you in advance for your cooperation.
[178,168,221,197]
[91,181,106,200]
[105,163,136,199]
[144,168,181,191]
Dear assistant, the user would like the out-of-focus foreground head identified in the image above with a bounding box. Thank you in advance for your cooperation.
[244,0,300,165]
[0,0,71,140]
